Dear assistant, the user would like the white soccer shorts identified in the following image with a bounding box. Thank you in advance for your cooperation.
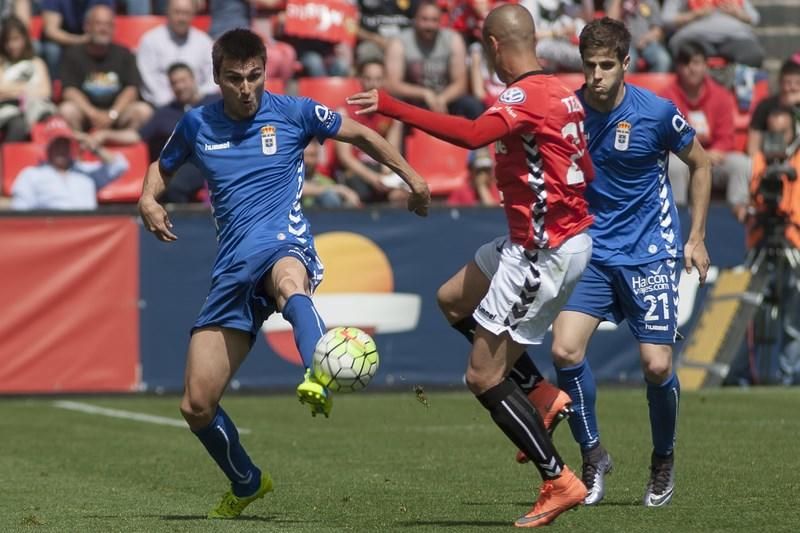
[473,232,592,345]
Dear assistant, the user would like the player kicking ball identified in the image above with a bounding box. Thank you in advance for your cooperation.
[508,18,712,508]
[138,29,430,519]
[350,4,594,527]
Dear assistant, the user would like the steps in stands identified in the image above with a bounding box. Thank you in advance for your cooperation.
[753,0,799,64]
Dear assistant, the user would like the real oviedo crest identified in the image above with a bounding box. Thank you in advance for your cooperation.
[261,125,277,155]
[614,121,631,151]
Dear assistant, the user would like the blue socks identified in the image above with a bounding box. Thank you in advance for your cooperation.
[282,294,326,369]
[556,359,600,453]
[647,372,680,457]
[193,406,261,497]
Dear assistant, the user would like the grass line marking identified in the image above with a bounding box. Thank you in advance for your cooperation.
[52,400,251,434]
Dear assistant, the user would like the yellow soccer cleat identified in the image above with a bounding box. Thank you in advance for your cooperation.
[207,473,273,519]
[296,369,333,418]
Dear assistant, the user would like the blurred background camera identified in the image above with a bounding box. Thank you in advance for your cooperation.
[738,107,800,385]
[757,130,797,211]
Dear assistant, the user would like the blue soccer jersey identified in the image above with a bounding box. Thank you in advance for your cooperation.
[159,93,342,334]
[160,93,342,269]
[576,83,695,266]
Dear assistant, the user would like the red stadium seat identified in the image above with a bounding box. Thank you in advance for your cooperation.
[113,15,165,50]
[1,142,45,196]
[265,78,286,94]
[29,16,43,40]
[405,129,469,196]
[97,142,149,203]
[627,73,675,95]
[296,77,362,110]
[315,140,338,180]
[191,15,211,33]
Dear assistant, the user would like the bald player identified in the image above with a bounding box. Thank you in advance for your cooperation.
[350,4,593,527]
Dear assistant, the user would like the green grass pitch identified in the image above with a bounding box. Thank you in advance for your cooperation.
[2,388,798,532]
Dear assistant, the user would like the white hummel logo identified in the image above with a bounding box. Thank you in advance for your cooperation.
[204,141,230,151]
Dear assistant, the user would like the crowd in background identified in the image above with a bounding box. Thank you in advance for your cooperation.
[0,0,796,214]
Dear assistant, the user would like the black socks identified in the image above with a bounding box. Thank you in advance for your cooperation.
[477,379,564,480]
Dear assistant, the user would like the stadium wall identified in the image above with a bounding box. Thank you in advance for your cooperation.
[0,206,746,394]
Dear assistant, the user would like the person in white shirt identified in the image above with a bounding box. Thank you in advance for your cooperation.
[11,120,128,210]
[136,0,216,107]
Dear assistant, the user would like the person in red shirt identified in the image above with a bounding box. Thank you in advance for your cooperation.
[335,59,408,205]
[446,147,501,206]
[660,40,751,209]
[349,4,592,527]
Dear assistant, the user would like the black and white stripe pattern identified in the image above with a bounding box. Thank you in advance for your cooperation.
[522,134,549,248]
[504,250,541,330]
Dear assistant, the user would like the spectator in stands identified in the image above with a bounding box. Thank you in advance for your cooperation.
[137,0,216,107]
[747,58,800,156]
[276,16,352,77]
[468,41,505,109]
[207,0,297,84]
[660,41,751,208]
[519,0,591,72]
[745,107,800,246]
[85,62,216,202]
[449,0,496,47]
[40,0,114,78]
[746,106,800,385]
[123,0,167,15]
[606,0,671,73]
[10,118,128,210]
[58,5,152,134]
[0,16,55,141]
[661,0,764,68]
[0,0,31,28]
[302,142,362,208]
[85,62,215,153]
[446,146,500,206]
[385,0,483,118]
[356,0,418,63]
[335,59,408,204]
[454,0,506,107]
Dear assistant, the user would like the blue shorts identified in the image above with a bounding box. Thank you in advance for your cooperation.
[193,243,324,338]
[563,258,681,344]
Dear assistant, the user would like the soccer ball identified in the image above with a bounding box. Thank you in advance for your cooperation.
[313,327,379,392]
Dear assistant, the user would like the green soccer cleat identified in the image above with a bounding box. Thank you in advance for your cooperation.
[296,369,333,418]
[207,473,273,519]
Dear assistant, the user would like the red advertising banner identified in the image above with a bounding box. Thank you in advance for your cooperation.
[0,217,139,393]
[283,0,358,46]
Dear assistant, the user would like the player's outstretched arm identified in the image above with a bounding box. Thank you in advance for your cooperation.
[346,89,509,150]
[138,161,177,242]
[677,137,712,283]
[334,117,431,216]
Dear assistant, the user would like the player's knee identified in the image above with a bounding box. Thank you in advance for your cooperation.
[180,392,217,429]
[465,365,501,395]
[436,285,461,321]
[551,340,584,368]
[642,359,672,383]
[275,275,304,303]
[464,366,485,395]
[58,102,82,127]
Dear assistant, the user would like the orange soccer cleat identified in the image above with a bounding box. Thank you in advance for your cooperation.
[514,466,587,528]
[515,381,573,464]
